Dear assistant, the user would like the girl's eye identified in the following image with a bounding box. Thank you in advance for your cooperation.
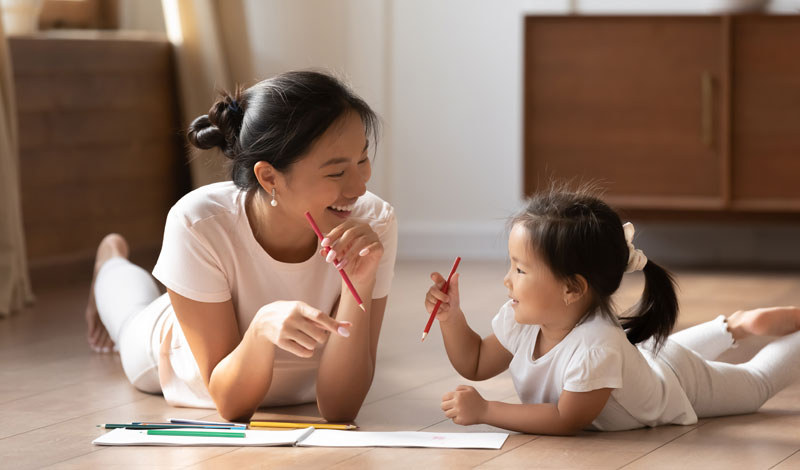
[358,157,368,165]
[327,171,345,178]
[516,268,525,274]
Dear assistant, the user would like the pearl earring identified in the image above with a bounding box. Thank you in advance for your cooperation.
[270,188,278,207]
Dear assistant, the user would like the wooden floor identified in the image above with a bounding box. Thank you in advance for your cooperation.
[2,259,800,469]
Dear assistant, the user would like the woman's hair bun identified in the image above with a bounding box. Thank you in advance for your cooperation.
[186,87,245,159]
[187,115,227,152]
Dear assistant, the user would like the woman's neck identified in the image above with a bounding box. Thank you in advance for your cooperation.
[246,190,318,263]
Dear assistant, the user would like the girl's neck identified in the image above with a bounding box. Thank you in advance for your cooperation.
[536,302,594,350]
[246,190,317,263]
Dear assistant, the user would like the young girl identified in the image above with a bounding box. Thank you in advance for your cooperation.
[425,188,800,435]
[85,70,397,422]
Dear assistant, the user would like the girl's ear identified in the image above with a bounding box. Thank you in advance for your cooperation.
[563,274,589,306]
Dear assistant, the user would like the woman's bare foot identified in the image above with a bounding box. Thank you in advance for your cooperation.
[86,233,129,353]
[726,306,800,341]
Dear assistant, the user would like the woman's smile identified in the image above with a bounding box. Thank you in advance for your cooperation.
[328,200,358,218]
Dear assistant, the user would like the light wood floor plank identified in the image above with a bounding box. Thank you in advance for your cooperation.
[3,261,800,469]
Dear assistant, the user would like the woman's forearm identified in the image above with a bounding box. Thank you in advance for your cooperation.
[316,280,376,421]
[439,312,483,380]
[207,326,276,422]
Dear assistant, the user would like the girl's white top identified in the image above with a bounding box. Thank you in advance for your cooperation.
[492,301,697,431]
[150,182,398,408]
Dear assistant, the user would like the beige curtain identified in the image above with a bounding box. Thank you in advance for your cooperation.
[0,9,34,318]
[161,0,235,188]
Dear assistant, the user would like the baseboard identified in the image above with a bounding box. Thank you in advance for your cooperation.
[398,220,800,269]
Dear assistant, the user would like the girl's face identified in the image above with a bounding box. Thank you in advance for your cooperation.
[277,110,372,231]
[503,223,569,327]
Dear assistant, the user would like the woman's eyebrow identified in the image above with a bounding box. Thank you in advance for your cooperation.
[319,140,369,168]
[319,157,350,168]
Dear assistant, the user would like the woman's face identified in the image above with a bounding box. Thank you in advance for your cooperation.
[503,223,569,327]
[277,110,372,231]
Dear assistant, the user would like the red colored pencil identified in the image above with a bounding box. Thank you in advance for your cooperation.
[304,211,366,312]
[421,256,461,342]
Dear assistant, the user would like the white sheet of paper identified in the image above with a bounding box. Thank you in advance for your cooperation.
[296,429,509,449]
[92,427,314,447]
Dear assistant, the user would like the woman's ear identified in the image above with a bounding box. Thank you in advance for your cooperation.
[253,161,279,192]
[563,274,589,306]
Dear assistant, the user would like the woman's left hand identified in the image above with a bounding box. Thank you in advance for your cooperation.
[441,385,488,426]
[319,220,383,285]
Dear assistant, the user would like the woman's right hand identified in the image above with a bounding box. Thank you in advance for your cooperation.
[254,300,351,358]
[424,272,462,323]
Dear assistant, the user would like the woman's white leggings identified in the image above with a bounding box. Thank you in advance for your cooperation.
[662,315,800,417]
[94,257,166,394]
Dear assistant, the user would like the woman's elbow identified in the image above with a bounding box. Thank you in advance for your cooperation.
[215,400,255,423]
[318,401,361,423]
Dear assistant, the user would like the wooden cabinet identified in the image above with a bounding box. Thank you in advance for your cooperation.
[524,15,800,213]
[10,32,190,273]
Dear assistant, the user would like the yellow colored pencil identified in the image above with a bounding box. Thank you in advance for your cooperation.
[249,421,358,430]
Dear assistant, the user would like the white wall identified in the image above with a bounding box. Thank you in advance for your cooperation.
[233,0,571,260]
[388,0,577,260]
[231,0,391,195]
[119,0,800,265]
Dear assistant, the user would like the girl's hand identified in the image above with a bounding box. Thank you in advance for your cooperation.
[441,385,488,426]
[319,220,383,286]
[424,272,461,323]
[255,300,351,358]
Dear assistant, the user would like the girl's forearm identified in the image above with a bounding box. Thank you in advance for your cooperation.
[207,326,276,422]
[316,279,376,421]
[482,401,581,436]
[439,311,484,380]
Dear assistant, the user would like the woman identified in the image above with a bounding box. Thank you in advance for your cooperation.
[85,70,397,422]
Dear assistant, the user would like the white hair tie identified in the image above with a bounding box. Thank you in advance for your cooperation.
[623,222,648,273]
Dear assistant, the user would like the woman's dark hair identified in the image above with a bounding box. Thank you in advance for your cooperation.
[511,185,678,350]
[186,70,379,191]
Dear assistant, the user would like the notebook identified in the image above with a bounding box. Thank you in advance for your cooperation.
[93,427,509,449]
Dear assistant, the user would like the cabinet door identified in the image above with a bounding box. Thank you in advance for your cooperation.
[524,17,725,209]
[731,16,800,211]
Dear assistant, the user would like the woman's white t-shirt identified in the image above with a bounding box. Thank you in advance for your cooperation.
[491,301,697,431]
[150,182,398,409]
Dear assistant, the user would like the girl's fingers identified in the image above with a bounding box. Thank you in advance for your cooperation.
[449,273,460,298]
[429,288,450,304]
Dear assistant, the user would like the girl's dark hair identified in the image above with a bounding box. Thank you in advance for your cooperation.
[186,70,379,191]
[511,186,678,350]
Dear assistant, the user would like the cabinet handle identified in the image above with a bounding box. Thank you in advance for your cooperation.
[701,72,713,148]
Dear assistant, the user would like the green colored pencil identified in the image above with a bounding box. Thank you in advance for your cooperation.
[146,429,246,438]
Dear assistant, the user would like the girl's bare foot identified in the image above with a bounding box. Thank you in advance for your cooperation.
[726,306,800,341]
[86,233,129,353]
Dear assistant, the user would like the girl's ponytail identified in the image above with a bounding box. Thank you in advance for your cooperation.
[620,260,678,350]
[513,186,679,351]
